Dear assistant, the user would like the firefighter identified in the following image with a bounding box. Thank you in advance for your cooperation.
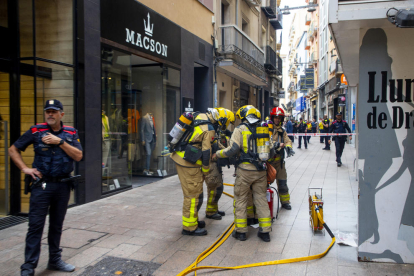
[269,107,295,210]
[170,108,217,236]
[328,112,352,167]
[322,115,331,150]
[212,105,272,242]
[204,108,235,220]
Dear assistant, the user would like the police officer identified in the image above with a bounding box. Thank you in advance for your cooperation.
[269,107,294,210]
[322,115,331,150]
[204,108,235,220]
[213,105,272,242]
[170,108,217,236]
[328,112,352,167]
[297,118,308,149]
[9,100,83,276]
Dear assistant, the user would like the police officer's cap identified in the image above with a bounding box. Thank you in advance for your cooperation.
[44,99,63,111]
[336,112,343,116]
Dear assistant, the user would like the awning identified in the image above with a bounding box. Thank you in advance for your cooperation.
[217,60,267,86]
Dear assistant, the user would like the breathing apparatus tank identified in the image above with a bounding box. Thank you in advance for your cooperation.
[168,112,194,145]
[256,121,270,161]
[267,119,274,138]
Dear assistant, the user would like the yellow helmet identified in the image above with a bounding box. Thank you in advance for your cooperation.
[225,109,235,125]
[215,108,235,129]
[236,105,261,124]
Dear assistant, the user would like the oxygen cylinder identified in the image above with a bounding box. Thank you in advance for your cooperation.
[256,121,270,161]
[267,187,274,219]
[168,112,194,145]
[267,119,274,138]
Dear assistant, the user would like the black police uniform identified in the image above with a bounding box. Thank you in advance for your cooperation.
[322,118,330,150]
[297,121,308,149]
[329,119,351,164]
[14,122,82,272]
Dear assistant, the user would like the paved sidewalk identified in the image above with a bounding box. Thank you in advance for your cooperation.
[1,140,414,275]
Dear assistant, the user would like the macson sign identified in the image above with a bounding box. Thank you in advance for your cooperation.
[366,71,414,129]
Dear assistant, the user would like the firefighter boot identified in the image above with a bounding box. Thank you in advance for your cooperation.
[197,220,206,228]
[257,232,271,242]
[282,203,292,210]
[182,227,207,236]
[206,213,222,220]
[218,211,225,216]
[232,231,247,241]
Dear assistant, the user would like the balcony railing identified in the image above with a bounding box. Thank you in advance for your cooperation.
[218,25,265,80]
[262,0,277,19]
[264,45,276,71]
[311,51,317,64]
[276,55,283,75]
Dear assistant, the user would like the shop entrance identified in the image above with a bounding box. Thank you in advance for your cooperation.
[101,46,181,193]
[0,69,9,216]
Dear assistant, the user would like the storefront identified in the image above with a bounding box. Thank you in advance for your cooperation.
[0,0,213,215]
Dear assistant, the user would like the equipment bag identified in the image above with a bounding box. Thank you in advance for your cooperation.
[183,144,203,164]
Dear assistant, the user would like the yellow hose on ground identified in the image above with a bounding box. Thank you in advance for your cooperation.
[178,185,335,276]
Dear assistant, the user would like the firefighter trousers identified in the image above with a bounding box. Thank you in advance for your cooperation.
[176,164,204,231]
[234,169,271,233]
[204,162,224,216]
[270,161,291,204]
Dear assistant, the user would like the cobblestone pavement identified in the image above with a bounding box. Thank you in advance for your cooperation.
[1,140,414,275]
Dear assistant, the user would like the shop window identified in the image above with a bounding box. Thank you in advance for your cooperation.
[101,46,180,193]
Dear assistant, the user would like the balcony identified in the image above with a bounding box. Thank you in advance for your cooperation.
[217,25,266,86]
[269,9,283,29]
[262,0,277,19]
[308,23,318,41]
[305,14,311,26]
[310,51,318,64]
[305,39,310,50]
[276,55,283,76]
[264,45,277,71]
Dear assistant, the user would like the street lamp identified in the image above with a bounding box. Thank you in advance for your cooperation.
[280,3,318,15]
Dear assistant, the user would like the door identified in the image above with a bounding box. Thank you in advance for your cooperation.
[0,70,10,216]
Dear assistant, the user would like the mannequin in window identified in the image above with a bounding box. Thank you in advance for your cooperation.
[141,112,156,175]
[102,110,111,172]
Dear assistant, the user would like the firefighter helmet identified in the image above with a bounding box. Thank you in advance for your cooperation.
[206,107,220,122]
[236,105,261,124]
[270,107,286,124]
[216,107,234,129]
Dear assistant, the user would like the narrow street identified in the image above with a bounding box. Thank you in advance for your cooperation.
[1,141,413,275]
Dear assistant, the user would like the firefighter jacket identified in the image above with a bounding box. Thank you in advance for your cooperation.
[216,124,259,171]
[170,113,215,175]
[269,125,292,163]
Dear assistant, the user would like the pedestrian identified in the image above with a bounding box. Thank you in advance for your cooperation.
[285,117,294,143]
[319,118,324,143]
[269,107,294,210]
[306,120,312,143]
[170,108,217,236]
[328,112,352,167]
[292,119,298,143]
[311,118,317,139]
[9,100,83,276]
[213,105,272,242]
[322,115,331,150]
[297,118,308,149]
[204,108,235,220]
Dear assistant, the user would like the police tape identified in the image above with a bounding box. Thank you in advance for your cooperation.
[290,133,357,136]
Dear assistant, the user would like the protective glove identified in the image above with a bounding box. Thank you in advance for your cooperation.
[285,147,295,158]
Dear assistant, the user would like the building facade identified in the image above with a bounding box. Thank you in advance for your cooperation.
[213,0,283,124]
[0,0,215,215]
[329,0,414,264]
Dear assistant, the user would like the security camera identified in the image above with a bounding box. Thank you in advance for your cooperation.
[387,8,414,28]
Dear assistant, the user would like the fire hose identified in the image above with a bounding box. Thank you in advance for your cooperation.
[177,184,336,276]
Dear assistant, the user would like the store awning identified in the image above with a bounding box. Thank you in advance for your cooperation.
[217,60,267,87]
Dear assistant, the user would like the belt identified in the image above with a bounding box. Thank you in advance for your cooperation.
[43,176,70,183]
